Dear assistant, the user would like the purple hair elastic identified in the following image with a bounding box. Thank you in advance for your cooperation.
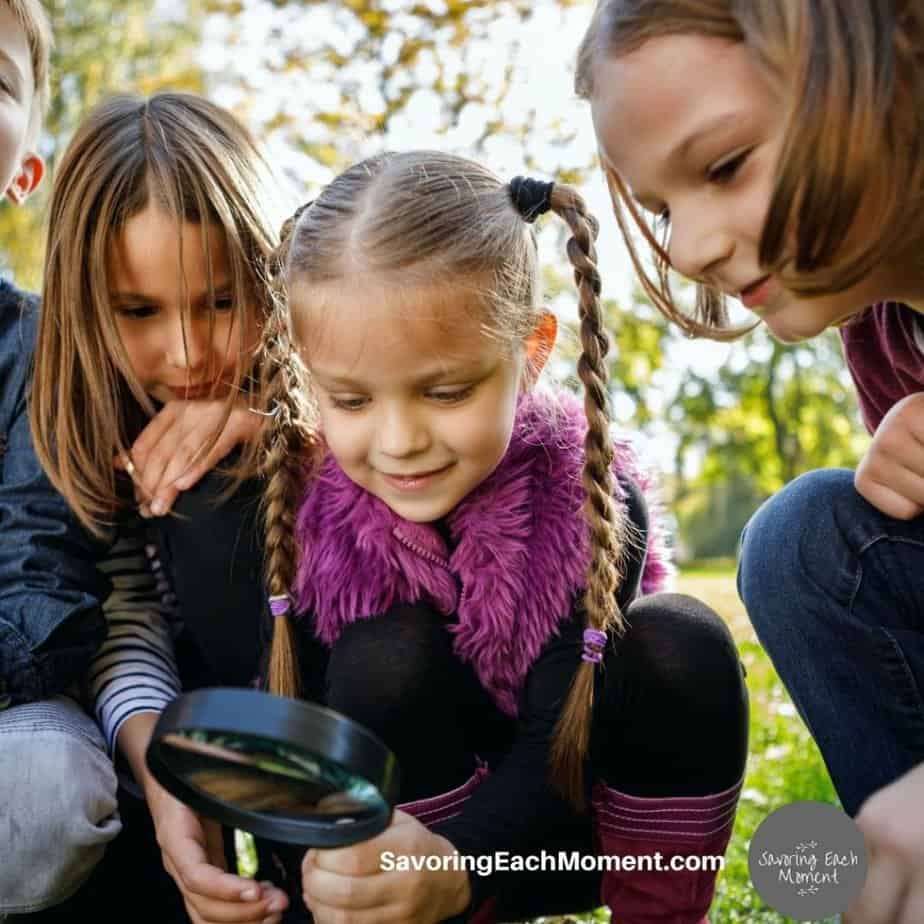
[269,594,291,617]
[582,628,607,664]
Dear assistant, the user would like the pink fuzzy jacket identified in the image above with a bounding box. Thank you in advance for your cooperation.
[294,390,671,717]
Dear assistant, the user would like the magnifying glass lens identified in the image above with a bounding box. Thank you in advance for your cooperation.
[146,689,400,847]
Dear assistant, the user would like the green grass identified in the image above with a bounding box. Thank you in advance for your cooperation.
[519,565,839,924]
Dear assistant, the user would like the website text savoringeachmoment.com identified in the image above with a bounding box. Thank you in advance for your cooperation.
[380,851,725,878]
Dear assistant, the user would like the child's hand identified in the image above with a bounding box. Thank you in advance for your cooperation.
[116,398,261,517]
[844,761,924,923]
[854,392,924,520]
[301,809,471,924]
[146,781,289,924]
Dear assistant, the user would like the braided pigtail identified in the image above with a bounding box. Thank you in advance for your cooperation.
[553,184,627,810]
[510,177,628,809]
[259,204,319,698]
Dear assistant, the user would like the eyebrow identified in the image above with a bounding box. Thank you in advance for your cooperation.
[312,363,484,389]
[110,280,233,306]
[668,112,741,164]
[604,111,742,210]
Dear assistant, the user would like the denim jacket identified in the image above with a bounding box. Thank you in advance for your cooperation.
[0,277,110,708]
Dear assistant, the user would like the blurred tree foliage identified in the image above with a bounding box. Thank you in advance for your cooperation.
[0,0,869,558]
[669,325,868,557]
[197,0,593,184]
[0,0,204,289]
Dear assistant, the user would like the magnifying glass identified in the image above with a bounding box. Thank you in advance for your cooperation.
[145,688,401,847]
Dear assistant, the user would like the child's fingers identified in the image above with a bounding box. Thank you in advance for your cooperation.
[166,435,236,495]
[186,893,283,924]
[136,432,204,506]
[149,485,181,518]
[153,428,247,512]
[146,442,206,515]
[175,863,281,924]
[303,864,386,911]
[168,836,257,903]
[130,402,182,472]
[855,461,924,519]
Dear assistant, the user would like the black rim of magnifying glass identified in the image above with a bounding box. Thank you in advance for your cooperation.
[146,688,401,846]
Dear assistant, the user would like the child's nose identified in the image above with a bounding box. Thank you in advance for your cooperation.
[667,209,734,286]
[164,317,210,373]
[377,404,430,458]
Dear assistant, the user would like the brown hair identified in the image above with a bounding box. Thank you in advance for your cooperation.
[262,151,628,808]
[575,0,924,339]
[5,0,53,141]
[31,91,282,535]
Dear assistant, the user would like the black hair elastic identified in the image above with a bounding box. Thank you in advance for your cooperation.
[509,176,555,223]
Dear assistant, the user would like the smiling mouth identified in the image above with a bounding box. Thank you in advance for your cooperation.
[380,464,454,490]
[383,465,452,480]
[738,275,776,310]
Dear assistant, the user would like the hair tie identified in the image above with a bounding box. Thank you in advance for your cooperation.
[509,176,554,223]
[268,594,291,617]
[582,627,607,664]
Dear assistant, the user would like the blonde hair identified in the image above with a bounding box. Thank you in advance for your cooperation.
[31,91,282,535]
[261,151,628,809]
[575,0,924,339]
[5,0,53,141]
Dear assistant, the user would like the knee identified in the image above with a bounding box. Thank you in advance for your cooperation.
[598,593,748,788]
[737,468,856,631]
[0,701,120,912]
[618,593,744,707]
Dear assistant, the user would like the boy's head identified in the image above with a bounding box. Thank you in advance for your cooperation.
[0,0,51,205]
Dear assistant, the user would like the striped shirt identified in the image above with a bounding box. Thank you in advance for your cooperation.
[88,521,180,753]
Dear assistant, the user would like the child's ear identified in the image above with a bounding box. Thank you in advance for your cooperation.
[522,310,557,388]
[5,153,45,206]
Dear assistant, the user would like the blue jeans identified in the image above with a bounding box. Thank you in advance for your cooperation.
[0,696,120,915]
[738,468,924,816]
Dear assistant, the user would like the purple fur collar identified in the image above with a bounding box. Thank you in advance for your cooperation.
[294,390,671,716]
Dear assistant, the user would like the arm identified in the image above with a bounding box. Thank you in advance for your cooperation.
[88,521,180,753]
[102,525,290,924]
[0,307,110,706]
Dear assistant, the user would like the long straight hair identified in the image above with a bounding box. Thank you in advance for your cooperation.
[575,0,924,338]
[31,92,282,534]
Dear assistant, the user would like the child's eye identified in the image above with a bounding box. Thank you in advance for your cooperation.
[709,149,750,184]
[654,207,671,230]
[212,296,234,312]
[428,385,475,404]
[329,395,369,412]
[114,305,157,320]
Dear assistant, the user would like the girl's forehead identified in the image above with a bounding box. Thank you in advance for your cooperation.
[591,34,776,183]
[108,204,231,290]
[292,279,505,373]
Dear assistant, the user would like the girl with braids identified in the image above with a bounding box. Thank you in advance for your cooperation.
[31,91,295,923]
[575,1,924,918]
[259,151,748,924]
